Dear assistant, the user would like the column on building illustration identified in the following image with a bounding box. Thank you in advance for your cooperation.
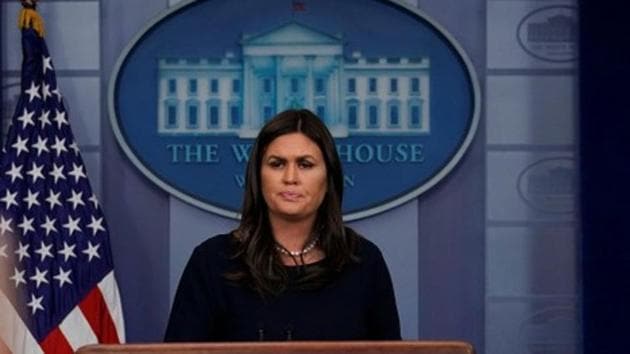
[243,55,254,132]
[305,55,314,113]
[332,55,344,131]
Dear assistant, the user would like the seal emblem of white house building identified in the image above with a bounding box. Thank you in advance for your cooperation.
[109,0,479,220]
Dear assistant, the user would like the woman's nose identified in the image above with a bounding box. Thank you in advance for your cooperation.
[282,163,298,184]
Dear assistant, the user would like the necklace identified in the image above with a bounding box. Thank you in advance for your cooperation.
[275,236,319,257]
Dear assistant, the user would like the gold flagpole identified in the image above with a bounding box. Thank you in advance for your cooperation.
[18,0,45,37]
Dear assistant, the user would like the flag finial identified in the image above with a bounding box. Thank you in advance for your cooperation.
[18,0,45,37]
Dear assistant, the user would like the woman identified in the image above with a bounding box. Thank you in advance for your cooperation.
[164,109,400,341]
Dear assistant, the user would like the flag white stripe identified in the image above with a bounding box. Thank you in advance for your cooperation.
[58,305,97,351]
[98,271,126,342]
[0,291,43,354]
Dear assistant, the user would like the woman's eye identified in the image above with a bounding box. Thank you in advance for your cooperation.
[299,161,314,169]
[268,160,284,168]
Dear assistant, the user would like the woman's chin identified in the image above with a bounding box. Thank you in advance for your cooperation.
[270,208,314,222]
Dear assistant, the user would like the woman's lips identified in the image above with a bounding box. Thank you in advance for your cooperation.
[279,191,302,201]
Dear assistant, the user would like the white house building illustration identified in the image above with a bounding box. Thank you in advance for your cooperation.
[157,22,430,137]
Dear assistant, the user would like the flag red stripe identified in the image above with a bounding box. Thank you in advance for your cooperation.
[78,287,120,344]
[0,338,11,354]
[40,328,73,354]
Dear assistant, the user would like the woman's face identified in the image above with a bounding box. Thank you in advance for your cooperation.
[261,132,328,224]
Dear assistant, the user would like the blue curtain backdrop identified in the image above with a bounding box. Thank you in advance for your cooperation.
[580,1,630,353]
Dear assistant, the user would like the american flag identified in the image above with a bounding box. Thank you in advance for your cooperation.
[0,15,125,354]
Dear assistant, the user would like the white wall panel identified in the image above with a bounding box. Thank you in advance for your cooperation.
[487,151,576,222]
[485,299,578,354]
[486,75,576,145]
[81,151,102,201]
[168,0,186,7]
[486,226,576,296]
[57,77,101,147]
[487,0,577,69]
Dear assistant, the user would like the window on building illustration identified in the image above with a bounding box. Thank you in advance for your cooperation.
[166,102,177,128]
[411,78,420,95]
[188,79,197,95]
[409,102,423,128]
[368,77,377,94]
[210,79,219,94]
[187,102,199,128]
[263,78,272,94]
[368,104,379,128]
[291,78,299,93]
[263,105,274,122]
[315,78,325,95]
[347,104,358,129]
[389,104,400,127]
[347,78,356,94]
[230,104,241,127]
[168,79,177,95]
[208,104,220,128]
[316,105,326,121]
[232,79,241,94]
[390,78,398,93]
